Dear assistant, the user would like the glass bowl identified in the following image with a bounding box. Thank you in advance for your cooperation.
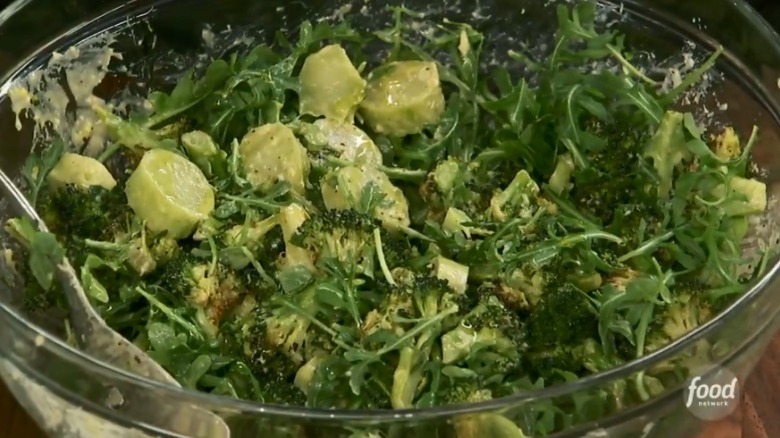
[1,0,780,437]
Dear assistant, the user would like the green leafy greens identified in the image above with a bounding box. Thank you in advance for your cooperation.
[3,1,772,437]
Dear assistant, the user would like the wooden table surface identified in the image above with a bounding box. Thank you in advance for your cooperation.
[0,333,778,438]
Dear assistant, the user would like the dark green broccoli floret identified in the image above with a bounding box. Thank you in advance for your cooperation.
[362,271,462,409]
[291,209,380,274]
[361,271,416,336]
[644,288,712,355]
[219,310,308,406]
[441,294,523,379]
[156,252,252,327]
[523,282,598,348]
[258,284,322,364]
[524,338,620,381]
[38,184,132,241]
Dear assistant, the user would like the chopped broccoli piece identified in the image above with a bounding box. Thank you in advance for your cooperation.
[549,153,575,195]
[442,207,491,239]
[432,255,470,294]
[156,253,254,329]
[714,126,741,160]
[440,294,523,381]
[645,290,713,354]
[277,203,316,272]
[82,228,162,277]
[37,184,132,241]
[46,152,117,192]
[291,209,380,274]
[391,345,426,408]
[489,169,540,222]
[523,282,598,348]
[224,215,280,251]
[180,130,228,179]
[420,158,481,221]
[263,285,320,363]
[447,387,529,438]
[713,176,767,217]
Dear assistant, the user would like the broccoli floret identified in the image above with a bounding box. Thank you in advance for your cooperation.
[524,338,620,380]
[419,158,481,222]
[362,271,415,336]
[278,203,316,272]
[441,294,523,378]
[158,254,248,328]
[38,184,132,241]
[225,307,310,405]
[478,282,530,313]
[81,227,162,277]
[291,209,380,275]
[489,169,540,222]
[523,282,598,348]
[441,380,493,406]
[445,387,529,438]
[364,271,462,409]
[645,289,713,355]
[149,237,180,266]
[482,267,551,312]
[262,285,321,364]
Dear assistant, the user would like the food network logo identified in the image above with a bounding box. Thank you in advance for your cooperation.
[682,366,740,421]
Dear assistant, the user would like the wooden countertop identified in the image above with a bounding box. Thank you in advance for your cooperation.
[1,333,778,438]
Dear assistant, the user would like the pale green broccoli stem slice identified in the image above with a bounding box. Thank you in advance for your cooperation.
[46,152,117,191]
[180,130,227,179]
[299,44,366,122]
[712,176,767,217]
[453,391,528,438]
[643,110,690,199]
[294,355,326,394]
[310,118,383,166]
[505,269,547,307]
[391,346,425,409]
[549,153,575,195]
[125,149,215,240]
[277,203,315,272]
[359,61,446,137]
[442,208,491,238]
[432,255,469,294]
[489,169,540,222]
[320,165,411,230]
[238,122,311,195]
[224,215,279,251]
[433,158,460,194]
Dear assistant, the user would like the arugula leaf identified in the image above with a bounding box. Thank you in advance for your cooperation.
[21,139,65,207]
[144,59,231,128]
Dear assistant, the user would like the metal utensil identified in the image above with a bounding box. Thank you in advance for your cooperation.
[0,170,231,438]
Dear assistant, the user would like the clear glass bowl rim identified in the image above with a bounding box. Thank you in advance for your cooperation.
[0,0,779,423]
